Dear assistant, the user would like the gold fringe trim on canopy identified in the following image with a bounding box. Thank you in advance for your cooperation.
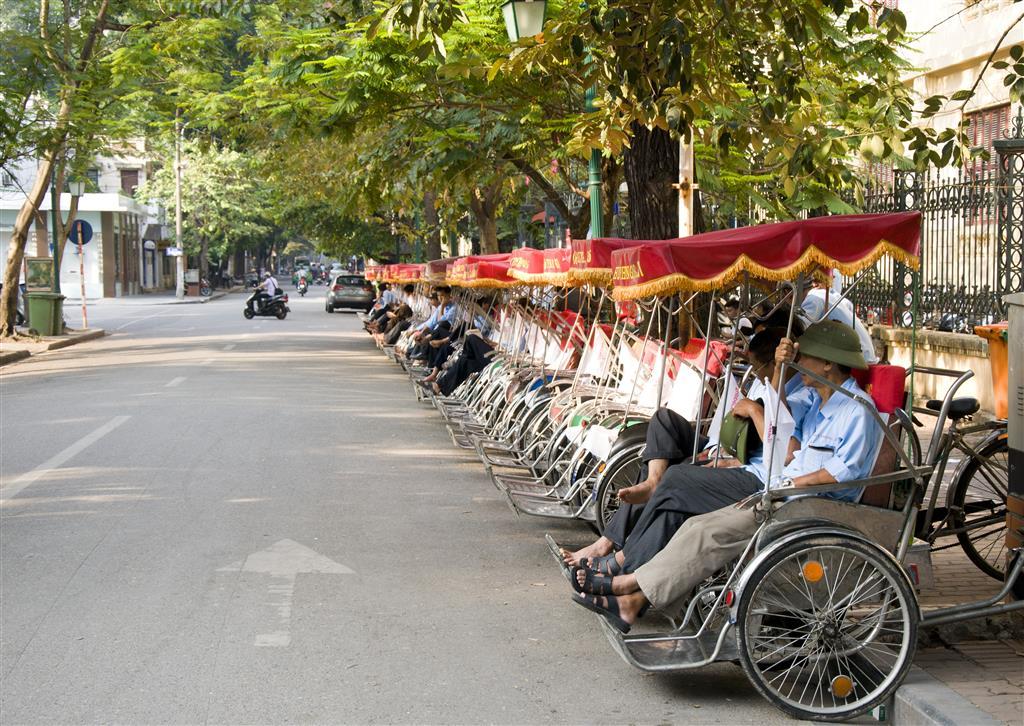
[566,268,613,287]
[508,269,571,287]
[461,279,520,290]
[611,240,920,301]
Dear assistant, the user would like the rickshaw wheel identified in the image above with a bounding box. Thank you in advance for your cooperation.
[736,535,917,722]
[594,453,643,534]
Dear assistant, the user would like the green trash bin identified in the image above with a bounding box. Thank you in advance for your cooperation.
[25,292,65,336]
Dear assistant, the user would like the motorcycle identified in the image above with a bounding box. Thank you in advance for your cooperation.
[298,279,308,297]
[244,289,290,320]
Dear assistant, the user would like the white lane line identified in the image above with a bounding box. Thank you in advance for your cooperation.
[115,312,173,331]
[223,344,236,351]
[200,359,214,366]
[0,415,132,501]
[165,376,187,388]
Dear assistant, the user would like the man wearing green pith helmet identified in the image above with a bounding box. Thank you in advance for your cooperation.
[568,320,886,633]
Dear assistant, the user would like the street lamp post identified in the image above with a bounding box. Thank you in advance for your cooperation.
[501,0,603,239]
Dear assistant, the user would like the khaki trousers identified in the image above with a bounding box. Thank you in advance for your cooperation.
[634,504,760,615]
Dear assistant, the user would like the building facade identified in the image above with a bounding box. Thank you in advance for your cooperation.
[0,139,171,299]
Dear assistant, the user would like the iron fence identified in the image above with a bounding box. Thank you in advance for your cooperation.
[850,165,1008,330]
[697,122,1024,329]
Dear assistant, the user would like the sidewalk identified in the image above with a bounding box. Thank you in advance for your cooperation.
[896,412,1023,724]
[0,327,106,366]
[72,287,240,306]
[911,640,1022,725]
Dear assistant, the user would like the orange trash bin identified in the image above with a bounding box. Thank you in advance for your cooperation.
[974,323,1009,419]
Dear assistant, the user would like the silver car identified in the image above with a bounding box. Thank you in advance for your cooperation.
[325,274,373,313]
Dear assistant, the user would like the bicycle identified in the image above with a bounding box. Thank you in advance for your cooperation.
[908,366,1009,580]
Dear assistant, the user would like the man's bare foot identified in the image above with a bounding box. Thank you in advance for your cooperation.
[613,591,649,625]
[617,479,656,505]
[561,536,613,568]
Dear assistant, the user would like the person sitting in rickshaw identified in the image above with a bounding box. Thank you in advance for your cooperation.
[561,323,809,570]
[569,320,884,632]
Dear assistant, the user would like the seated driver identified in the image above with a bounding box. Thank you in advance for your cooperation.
[569,320,884,632]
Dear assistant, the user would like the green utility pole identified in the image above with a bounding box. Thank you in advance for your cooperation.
[585,82,603,239]
[49,170,62,294]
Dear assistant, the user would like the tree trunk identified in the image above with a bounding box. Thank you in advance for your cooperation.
[199,236,209,280]
[0,0,110,337]
[0,152,58,336]
[601,155,622,237]
[624,123,679,240]
[468,179,502,254]
[423,190,442,260]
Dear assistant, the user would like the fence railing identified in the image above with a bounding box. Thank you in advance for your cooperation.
[850,165,1008,330]
[698,122,1024,330]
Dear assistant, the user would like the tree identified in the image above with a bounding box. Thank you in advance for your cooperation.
[137,140,274,279]
[0,0,116,336]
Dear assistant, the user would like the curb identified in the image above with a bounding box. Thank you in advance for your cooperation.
[162,290,229,305]
[0,328,106,367]
[0,349,30,366]
[893,665,1002,725]
[46,328,106,351]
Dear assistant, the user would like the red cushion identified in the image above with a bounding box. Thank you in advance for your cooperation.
[856,364,906,414]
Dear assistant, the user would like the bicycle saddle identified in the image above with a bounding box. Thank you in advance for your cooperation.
[926,397,980,420]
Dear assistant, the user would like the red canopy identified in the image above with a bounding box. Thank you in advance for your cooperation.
[610,213,921,300]
[364,265,383,281]
[393,264,423,283]
[446,253,512,286]
[424,258,455,283]
[465,260,517,288]
[567,237,650,287]
[508,247,572,286]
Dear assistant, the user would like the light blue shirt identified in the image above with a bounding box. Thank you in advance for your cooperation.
[416,302,457,332]
[780,377,883,502]
[740,374,810,484]
[377,289,399,308]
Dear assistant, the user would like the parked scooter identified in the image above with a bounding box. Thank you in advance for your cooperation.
[243,289,290,320]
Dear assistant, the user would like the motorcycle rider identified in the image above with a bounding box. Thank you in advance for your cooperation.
[249,271,279,313]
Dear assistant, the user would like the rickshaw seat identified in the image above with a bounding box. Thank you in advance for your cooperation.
[766,498,905,553]
[926,397,979,420]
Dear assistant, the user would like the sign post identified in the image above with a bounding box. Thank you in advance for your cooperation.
[69,219,93,329]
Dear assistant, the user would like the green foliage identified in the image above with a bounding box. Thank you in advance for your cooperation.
[137,140,274,263]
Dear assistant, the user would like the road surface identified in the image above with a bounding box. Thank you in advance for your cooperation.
[1,290,795,723]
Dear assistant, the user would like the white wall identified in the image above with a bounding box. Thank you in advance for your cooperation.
[58,210,104,300]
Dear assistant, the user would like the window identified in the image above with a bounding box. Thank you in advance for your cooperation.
[966,103,1011,174]
[86,168,99,189]
[120,168,140,196]
[0,170,14,188]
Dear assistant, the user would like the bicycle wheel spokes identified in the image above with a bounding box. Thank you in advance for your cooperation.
[738,538,916,721]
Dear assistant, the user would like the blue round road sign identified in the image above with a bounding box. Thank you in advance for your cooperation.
[68,219,93,245]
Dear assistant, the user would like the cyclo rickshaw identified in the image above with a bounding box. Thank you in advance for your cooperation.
[542,212,1020,721]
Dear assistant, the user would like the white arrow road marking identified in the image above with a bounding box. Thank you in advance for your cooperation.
[219,539,354,647]
[0,415,131,502]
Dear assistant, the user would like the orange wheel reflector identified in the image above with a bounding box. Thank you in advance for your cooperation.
[597,463,606,474]
[802,560,825,583]
[831,675,855,698]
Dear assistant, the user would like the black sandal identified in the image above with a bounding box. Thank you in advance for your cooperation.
[571,592,637,633]
[570,566,614,595]
[579,553,622,576]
